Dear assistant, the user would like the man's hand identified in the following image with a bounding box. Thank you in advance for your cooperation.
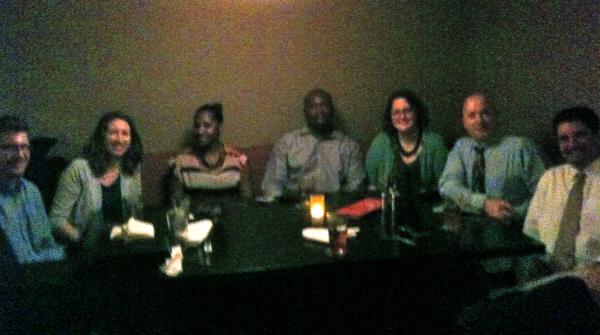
[56,223,82,243]
[483,198,513,221]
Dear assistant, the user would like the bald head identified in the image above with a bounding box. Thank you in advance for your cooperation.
[462,94,494,142]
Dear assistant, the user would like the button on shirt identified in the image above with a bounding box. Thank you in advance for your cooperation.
[524,157,600,264]
[0,178,63,263]
[439,136,545,219]
[261,127,365,198]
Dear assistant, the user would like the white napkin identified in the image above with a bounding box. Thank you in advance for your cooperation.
[178,219,213,246]
[160,245,183,277]
[110,217,155,240]
[301,227,360,244]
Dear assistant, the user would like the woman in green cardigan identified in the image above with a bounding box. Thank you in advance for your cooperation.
[366,90,448,229]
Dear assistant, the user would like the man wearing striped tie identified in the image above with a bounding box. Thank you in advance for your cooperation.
[439,93,545,222]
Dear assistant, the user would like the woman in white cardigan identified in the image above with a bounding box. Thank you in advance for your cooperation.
[51,112,144,253]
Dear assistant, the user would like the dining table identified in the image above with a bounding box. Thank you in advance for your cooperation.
[5,194,545,334]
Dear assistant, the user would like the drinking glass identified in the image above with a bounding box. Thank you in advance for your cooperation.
[327,213,348,256]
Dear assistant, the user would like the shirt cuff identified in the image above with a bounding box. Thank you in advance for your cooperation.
[469,193,487,214]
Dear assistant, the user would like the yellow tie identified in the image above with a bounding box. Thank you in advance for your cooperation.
[551,171,587,271]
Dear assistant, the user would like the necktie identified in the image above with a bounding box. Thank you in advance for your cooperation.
[472,146,486,193]
[551,171,587,271]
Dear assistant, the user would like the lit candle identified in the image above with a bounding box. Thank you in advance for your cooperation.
[309,194,325,226]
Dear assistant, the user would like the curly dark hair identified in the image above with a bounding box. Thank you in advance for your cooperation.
[195,103,224,124]
[552,106,599,135]
[0,114,29,136]
[84,112,143,177]
[382,90,429,136]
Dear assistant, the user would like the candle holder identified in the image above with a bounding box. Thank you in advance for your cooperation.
[309,194,326,226]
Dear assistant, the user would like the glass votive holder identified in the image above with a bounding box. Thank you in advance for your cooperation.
[309,194,326,226]
[166,206,188,244]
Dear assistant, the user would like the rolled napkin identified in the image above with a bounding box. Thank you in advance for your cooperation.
[160,245,183,277]
[177,219,213,246]
[302,227,360,244]
[110,217,155,240]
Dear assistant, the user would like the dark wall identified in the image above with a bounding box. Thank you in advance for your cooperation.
[1,1,597,160]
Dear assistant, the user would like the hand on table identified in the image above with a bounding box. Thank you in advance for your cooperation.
[484,198,513,222]
[56,223,82,244]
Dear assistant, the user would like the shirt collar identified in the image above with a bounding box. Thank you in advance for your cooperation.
[298,126,342,140]
[469,133,502,148]
[0,177,23,195]
[584,155,600,176]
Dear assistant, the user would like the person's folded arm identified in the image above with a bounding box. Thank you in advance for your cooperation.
[343,139,366,193]
[523,175,548,242]
[261,138,289,199]
[50,161,84,243]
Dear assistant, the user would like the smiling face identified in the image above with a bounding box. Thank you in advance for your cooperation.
[557,120,600,169]
[304,94,335,135]
[105,118,131,159]
[0,131,30,179]
[391,97,417,135]
[194,110,221,148]
[462,94,494,142]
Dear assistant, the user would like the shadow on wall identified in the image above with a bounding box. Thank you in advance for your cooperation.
[25,137,68,211]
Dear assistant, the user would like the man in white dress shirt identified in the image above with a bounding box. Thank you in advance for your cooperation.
[523,106,600,277]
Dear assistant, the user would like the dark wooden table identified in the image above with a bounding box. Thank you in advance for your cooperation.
[5,197,544,334]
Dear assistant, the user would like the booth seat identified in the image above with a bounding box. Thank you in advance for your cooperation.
[141,144,273,207]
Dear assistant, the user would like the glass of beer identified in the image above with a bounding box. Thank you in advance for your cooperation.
[327,212,348,256]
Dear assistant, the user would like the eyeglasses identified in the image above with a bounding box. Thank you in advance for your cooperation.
[391,108,414,116]
[0,144,31,153]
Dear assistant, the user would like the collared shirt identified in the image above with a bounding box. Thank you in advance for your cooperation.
[0,178,63,263]
[261,127,365,198]
[439,135,545,219]
[524,157,600,263]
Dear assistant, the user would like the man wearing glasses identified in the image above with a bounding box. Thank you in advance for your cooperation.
[0,115,63,264]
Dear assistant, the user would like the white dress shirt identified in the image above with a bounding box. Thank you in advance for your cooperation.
[524,157,600,263]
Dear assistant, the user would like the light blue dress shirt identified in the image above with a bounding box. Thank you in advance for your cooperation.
[439,135,545,220]
[0,178,64,263]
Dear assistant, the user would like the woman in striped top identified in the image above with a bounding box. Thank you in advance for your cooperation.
[169,103,252,217]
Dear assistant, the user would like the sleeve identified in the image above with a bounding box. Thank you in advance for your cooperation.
[523,174,548,242]
[438,141,487,214]
[49,160,84,230]
[238,156,253,199]
[365,134,387,191]
[430,134,449,184]
[342,139,365,193]
[30,184,64,261]
[168,161,187,206]
[130,169,143,217]
[512,140,546,220]
[260,137,289,199]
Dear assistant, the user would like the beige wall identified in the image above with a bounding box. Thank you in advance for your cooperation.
[1,1,598,160]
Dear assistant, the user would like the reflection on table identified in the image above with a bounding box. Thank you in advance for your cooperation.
[7,194,544,334]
